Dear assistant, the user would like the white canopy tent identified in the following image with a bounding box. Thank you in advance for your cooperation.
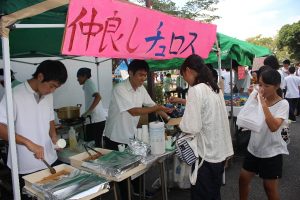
[1,1,69,198]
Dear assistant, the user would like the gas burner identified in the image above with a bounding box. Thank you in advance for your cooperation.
[59,117,85,126]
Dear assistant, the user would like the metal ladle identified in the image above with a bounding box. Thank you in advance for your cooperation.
[42,159,56,174]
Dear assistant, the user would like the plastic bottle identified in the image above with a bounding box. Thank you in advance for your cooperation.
[68,126,78,150]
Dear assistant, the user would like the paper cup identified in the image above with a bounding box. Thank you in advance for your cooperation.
[118,144,125,152]
[55,138,66,149]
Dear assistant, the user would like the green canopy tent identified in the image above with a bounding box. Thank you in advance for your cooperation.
[147,32,272,71]
[0,0,67,58]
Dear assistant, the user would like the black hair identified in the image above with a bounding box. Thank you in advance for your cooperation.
[260,69,281,86]
[32,60,68,84]
[283,59,290,65]
[0,68,16,81]
[128,60,149,75]
[263,55,280,70]
[77,68,91,78]
[180,54,219,93]
[288,66,296,74]
[257,65,272,81]
[206,64,218,83]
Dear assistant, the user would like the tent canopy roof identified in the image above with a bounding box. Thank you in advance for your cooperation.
[1,0,271,70]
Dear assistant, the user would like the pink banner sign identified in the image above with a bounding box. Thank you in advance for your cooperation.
[61,0,217,60]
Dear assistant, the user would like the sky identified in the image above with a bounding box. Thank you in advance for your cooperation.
[172,0,300,40]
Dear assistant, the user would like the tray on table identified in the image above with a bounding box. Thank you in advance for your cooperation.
[69,148,147,182]
[22,164,109,200]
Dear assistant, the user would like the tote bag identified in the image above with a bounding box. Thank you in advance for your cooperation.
[236,90,264,133]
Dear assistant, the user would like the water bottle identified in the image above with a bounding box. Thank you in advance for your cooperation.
[68,126,78,150]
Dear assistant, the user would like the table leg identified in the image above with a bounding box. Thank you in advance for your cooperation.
[127,178,132,200]
[113,182,118,200]
[159,161,168,200]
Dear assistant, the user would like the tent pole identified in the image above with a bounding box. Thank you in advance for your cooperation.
[215,38,222,80]
[95,57,100,92]
[1,36,21,200]
[230,59,234,138]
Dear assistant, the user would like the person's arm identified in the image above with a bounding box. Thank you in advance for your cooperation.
[85,92,101,114]
[169,96,186,105]
[258,94,284,132]
[49,120,57,144]
[0,123,44,159]
[128,105,171,116]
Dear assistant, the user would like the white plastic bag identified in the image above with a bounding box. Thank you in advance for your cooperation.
[173,156,191,189]
[236,90,264,133]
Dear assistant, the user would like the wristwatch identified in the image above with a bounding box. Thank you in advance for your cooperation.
[166,116,171,122]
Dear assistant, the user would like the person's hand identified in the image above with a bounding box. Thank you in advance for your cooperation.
[169,96,183,104]
[81,111,92,118]
[26,141,44,159]
[258,88,267,108]
[248,85,254,95]
[157,105,174,114]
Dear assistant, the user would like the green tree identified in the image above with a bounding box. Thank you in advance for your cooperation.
[246,34,290,61]
[276,20,300,61]
[136,0,220,22]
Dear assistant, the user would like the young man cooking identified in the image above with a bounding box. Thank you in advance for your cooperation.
[0,60,68,197]
[103,59,172,200]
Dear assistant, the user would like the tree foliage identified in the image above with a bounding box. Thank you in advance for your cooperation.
[136,0,220,22]
[276,20,300,61]
[246,34,290,61]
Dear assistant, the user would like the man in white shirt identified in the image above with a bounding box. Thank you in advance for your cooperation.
[176,74,187,98]
[103,59,171,200]
[0,60,68,198]
[77,68,107,147]
[284,66,300,121]
[222,68,235,94]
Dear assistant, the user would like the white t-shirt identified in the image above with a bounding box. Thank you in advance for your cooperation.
[83,79,107,123]
[277,69,285,90]
[0,84,4,101]
[104,78,155,144]
[283,75,300,98]
[248,100,289,158]
[222,71,234,94]
[0,81,57,174]
[180,84,234,163]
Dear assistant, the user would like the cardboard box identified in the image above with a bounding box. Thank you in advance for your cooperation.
[69,148,147,182]
[22,164,109,200]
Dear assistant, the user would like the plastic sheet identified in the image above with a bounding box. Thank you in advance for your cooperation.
[82,150,142,177]
[32,169,109,200]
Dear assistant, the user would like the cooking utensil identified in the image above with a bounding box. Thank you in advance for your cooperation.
[54,104,82,120]
[83,144,103,156]
[42,159,56,174]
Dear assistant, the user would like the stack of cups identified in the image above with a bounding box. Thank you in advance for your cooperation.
[142,125,149,144]
[149,121,165,155]
[136,128,143,140]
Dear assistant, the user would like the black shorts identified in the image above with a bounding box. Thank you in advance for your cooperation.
[243,151,283,179]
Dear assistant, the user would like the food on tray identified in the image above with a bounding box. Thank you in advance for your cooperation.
[83,152,103,161]
[37,170,70,184]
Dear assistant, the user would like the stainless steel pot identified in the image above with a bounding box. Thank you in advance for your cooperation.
[54,104,82,120]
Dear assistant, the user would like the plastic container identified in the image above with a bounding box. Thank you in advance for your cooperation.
[68,126,78,150]
[149,122,165,155]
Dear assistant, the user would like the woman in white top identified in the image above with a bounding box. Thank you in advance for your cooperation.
[239,69,289,200]
[170,54,233,200]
